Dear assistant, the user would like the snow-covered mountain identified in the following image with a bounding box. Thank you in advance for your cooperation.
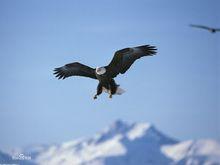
[1,120,220,165]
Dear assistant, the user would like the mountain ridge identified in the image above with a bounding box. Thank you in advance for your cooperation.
[0,120,219,165]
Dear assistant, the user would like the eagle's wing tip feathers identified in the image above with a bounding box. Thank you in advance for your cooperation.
[53,67,66,80]
[140,45,157,55]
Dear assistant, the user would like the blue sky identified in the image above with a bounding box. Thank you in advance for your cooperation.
[0,0,219,150]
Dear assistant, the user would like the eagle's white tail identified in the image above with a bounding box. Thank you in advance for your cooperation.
[115,87,126,95]
[102,87,126,95]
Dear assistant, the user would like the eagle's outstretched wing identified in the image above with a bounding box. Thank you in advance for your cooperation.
[190,24,220,33]
[190,24,212,30]
[106,45,157,78]
[54,62,97,80]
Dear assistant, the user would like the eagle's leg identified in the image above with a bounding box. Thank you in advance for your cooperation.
[94,83,102,99]
[93,94,98,99]
[109,91,112,99]
[108,79,117,99]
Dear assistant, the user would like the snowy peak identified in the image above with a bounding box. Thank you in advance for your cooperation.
[98,120,131,139]
[32,120,179,165]
[1,120,219,165]
[109,120,130,131]
[127,122,151,140]
[93,120,129,144]
[94,120,176,145]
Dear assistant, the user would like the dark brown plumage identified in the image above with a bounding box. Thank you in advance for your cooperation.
[53,45,157,99]
[106,45,157,78]
[190,24,220,33]
[54,62,96,80]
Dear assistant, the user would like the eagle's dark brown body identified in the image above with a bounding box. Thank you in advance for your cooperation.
[53,45,157,99]
[94,71,118,98]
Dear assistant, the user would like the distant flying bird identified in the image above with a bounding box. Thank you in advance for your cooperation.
[53,45,157,99]
[190,24,220,33]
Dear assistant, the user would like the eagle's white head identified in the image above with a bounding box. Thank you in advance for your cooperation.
[96,67,106,75]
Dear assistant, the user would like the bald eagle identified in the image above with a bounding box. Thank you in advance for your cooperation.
[53,45,157,99]
[190,24,220,33]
